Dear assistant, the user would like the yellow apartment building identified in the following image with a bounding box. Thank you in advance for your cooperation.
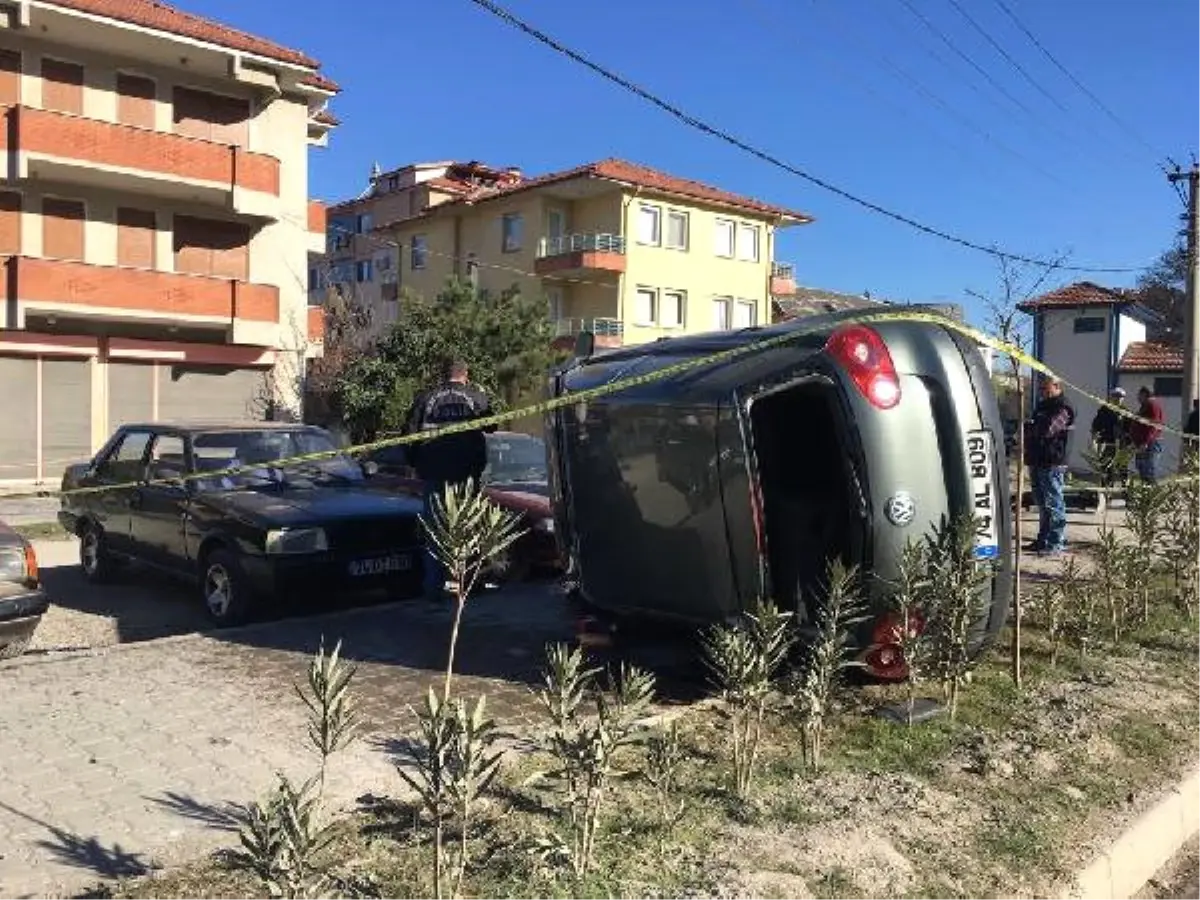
[0,0,336,484]
[313,158,808,348]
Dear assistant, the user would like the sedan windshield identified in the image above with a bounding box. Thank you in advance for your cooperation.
[192,429,363,491]
[485,434,548,486]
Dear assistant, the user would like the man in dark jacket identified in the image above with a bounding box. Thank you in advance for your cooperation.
[1090,387,1128,488]
[1024,377,1076,555]
[403,359,496,598]
[1127,385,1165,484]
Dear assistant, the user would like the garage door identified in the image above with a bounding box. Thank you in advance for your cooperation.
[158,366,265,422]
[108,362,155,427]
[0,356,37,481]
[42,358,92,472]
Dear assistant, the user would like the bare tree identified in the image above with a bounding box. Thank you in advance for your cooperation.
[967,251,1067,689]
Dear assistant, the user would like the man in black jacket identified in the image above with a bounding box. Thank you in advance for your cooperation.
[404,359,496,598]
[1089,387,1128,488]
[1024,377,1076,556]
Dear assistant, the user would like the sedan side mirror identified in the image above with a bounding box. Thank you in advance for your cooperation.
[361,460,380,478]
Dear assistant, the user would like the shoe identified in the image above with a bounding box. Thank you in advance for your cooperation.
[1024,540,1046,552]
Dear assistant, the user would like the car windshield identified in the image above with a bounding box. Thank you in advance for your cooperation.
[191,428,363,491]
[484,435,547,486]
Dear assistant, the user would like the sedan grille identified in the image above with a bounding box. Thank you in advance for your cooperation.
[325,518,422,554]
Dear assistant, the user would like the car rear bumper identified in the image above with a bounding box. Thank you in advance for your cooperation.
[0,586,49,643]
[239,547,426,600]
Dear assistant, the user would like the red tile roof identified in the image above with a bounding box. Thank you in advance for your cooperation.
[455,158,812,221]
[45,0,339,91]
[311,109,340,126]
[1016,281,1134,313]
[300,73,340,93]
[1117,341,1184,373]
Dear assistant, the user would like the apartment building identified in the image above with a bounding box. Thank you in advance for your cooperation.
[311,158,808,346]
[0,0,336,483]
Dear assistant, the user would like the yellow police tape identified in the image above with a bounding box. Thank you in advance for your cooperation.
[2,309,1196,504]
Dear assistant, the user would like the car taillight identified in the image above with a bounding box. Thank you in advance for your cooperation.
[24,543,38,584]
[824,324,901,410]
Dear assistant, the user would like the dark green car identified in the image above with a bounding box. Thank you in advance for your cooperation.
[546,308,1013,680]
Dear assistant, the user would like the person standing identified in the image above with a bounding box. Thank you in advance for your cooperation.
[1127,385,1165,484]
[1024,377,1076,556]
[403,359,496,599]
[1090,386,1129,489]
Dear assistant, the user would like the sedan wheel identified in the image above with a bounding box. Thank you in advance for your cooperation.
[79,526,116,583]
[200,549,252,626]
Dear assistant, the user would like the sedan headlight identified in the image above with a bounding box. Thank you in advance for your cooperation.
[0,544,34,583]
[534,518,555,534]
[264,528,329,555]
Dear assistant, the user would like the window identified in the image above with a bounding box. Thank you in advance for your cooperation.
[546,286,564,321]
[411,234,427,269]
[634,287,658,326]
[733,299,757,328]
[41,58,83,115]
[1154,376,1183,398]
[714,218,735,258]
[172,86,249,146]
[328,261,353,284]
[712,296,732,330]
[116,73,156,129]
[100,430,152,482]
[355,259,373,282]
[661,290,685,328]
[42,197,85,261]
[308,267,321,292]
[737,224,760,262]
[172,215,249,280]
[147,433,187,479]
[637,204,661,246]
[1073,316,1105,334]
[356,213,373,234]
[501,213,523,253]
[665,210,689,250]
[116,207,156,268]
[387,174,400,191]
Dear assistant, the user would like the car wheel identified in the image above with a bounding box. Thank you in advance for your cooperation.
[79,525,118,584]
[0,632,33,660]
[200,548,253,626]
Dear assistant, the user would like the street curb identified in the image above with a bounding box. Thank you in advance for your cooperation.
[1063,764,1200,900]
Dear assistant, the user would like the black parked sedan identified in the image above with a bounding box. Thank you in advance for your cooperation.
[59,422,425,625]
[0,518,47,659]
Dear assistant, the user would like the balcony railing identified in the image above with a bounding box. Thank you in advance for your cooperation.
[554,317,624,338]
[538,232,626,258]
[771,261,795,279]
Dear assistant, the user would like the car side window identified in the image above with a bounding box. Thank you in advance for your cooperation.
[98,431,152,483]
[147,434,188,481]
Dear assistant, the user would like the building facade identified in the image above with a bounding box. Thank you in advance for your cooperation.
[310,158,808,347]
[1019,281,1163,474]
[0,0,336,484]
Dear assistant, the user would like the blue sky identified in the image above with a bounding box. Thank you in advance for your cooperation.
[199,0,1195,323]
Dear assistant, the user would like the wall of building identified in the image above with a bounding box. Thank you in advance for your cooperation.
[1116,312,1147,362]
[1038,306,1113,473]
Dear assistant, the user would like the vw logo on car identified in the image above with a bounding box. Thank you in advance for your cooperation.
[884,492,917,527]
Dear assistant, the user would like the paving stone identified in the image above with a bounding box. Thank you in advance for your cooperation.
[0,582,572,898]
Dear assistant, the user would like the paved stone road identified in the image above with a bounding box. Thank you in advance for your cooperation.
[0,586,575,899]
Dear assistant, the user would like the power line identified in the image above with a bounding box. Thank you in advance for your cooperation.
[462,0,1145,275]
[989,0,1164,163]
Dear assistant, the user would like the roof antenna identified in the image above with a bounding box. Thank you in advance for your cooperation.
[370,161,382,180]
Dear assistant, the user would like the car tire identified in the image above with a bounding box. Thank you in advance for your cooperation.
[200,548,253,626]
[79,524,118,584]
[0,631,33,660]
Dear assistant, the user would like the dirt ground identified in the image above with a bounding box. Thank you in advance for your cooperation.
[1138,843,1200,900]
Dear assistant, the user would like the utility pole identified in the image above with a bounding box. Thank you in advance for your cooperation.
[1168,163,1199,424]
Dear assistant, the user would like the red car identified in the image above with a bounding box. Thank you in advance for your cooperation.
[364,431,563,582]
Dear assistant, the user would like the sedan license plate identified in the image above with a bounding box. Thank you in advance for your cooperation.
[966,429,999,560]
[348,554,411,577]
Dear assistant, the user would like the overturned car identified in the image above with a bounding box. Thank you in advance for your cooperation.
[545,309,1012,679]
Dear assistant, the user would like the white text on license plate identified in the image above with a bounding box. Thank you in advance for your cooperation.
[348,554,411,577]
[966,429,999,560]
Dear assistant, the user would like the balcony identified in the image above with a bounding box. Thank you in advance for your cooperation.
[306,200,327,255]
[1,105,281,219]
[3,256,281,347]
[770,261,797,296]
[552,316,624,350]
[535,233,626,279]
